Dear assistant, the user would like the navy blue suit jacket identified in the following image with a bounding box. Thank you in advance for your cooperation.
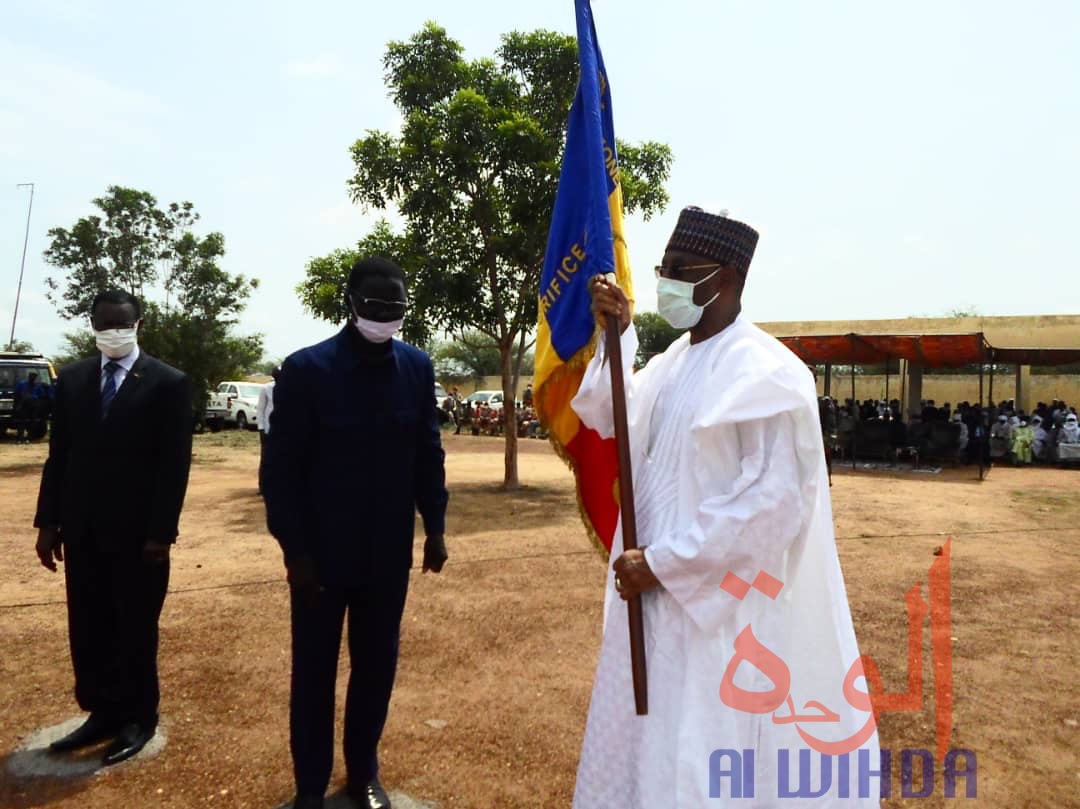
[263,328,448,586]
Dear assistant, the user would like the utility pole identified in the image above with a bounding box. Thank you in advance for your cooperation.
[10,182,35,349]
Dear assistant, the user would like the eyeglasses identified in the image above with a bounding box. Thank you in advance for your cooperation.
[89,318,138,330]
[653,263,726,281]
[350,295,407,317]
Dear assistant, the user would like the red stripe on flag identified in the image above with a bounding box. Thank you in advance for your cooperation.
[565,425,621,553]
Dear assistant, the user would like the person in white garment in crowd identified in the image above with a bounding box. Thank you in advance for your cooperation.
[1030,415,1049,460]
[256,367,280,495]
[951,411,969,453]
[1007,415,1020,440]
[1058,412,1080,461]
[989,414,1011,459]
[571,206,879,808]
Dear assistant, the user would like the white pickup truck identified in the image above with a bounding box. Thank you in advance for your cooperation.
[205,381,264,431]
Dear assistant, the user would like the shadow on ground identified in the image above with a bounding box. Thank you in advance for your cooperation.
[831,463,990,485]
[444,482,574,537]
[1,717,167,809]
[272,788,436,808]
[219,480,578,539]
[222,487,267,529]
[0,462,45,479]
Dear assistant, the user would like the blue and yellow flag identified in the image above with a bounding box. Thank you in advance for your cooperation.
[535,0,632,556]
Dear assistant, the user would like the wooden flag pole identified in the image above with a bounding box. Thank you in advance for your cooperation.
[605,312,648,715]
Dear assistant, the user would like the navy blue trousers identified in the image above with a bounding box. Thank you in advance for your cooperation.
[289,570,410,797]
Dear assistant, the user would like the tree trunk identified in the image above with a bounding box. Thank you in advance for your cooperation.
[511,328,527,416]
[500,340,519,490]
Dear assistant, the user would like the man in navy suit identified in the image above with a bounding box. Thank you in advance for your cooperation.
[263,257,449,809]
[33,289,192,766]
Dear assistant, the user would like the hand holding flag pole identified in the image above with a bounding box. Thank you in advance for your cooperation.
[604,311,649,715]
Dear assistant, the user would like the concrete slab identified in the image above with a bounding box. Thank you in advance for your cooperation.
[6,716,168,779]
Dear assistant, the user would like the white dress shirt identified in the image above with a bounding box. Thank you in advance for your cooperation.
[256,381,276,433]
[100,345,141,392]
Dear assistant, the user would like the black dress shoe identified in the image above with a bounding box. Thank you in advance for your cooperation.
[291,797,324,809]
[49,714,119,753]
[101,722,155,766]
[347,778,392,809]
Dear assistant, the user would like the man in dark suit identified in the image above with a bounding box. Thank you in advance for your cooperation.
[33,289,193,766]
[263,257,448,809]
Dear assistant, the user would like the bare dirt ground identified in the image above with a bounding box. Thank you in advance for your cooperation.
[0,430,1076,808]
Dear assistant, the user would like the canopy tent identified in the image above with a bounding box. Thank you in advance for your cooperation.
[777,333,991,367]
[775,332,1080,480]
[777,333,1080,369]
[989,347,1080,366]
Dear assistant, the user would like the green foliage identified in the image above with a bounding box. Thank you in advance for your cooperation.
[302,21,672,485]
[49,331,96,371]
[42,186,263,413]
[633,312,683,366]
[430,330,533,380]
[255,357,286,376]
[3,339,36,354]
[432,331,502,379]
[345,23,670,354]
[44,187,198,318]
[295,220,433,346]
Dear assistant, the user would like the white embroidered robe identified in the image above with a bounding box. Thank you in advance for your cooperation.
[571,316,880,808]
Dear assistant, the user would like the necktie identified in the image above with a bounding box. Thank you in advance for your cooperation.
[101,361,121,417]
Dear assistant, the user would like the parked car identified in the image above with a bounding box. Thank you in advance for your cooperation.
[205,381,264,430]
[434,382,448,409]
[0,352,56,438]
[466,389,505,413]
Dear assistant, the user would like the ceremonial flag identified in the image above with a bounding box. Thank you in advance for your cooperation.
[534,0,632,556]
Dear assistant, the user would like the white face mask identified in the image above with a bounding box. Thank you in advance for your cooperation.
[656,268,720,329]
[94,327,138,359]
[353,316,403,344]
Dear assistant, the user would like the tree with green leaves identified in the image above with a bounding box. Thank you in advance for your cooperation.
[633,312,683,368]
[43,186,263,416]
[296,220,435,347]
[429,329,535,383]
[300,22,672,487]
[3,339,36,354]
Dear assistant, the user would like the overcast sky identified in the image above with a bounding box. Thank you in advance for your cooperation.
[2,0,1077,360]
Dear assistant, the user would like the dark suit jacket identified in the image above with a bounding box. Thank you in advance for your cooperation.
[263,328,448,586]
[34,352,193,551]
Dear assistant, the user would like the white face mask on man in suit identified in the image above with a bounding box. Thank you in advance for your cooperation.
[94,327,138,360]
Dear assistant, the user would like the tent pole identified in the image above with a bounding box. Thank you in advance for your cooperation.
[978,360,985,481]
[900,358,907,420]
[851,335,857,471]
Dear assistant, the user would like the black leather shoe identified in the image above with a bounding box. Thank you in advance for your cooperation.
[49,714,119,753]
[347,778,392,809]
[291,797,324,809]
[101,722,155,766]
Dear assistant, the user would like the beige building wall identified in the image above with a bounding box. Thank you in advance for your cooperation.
[452,372,1080,408]
[454,376,534,400]
[819,374,1080,407]
[758,313,1080,349]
